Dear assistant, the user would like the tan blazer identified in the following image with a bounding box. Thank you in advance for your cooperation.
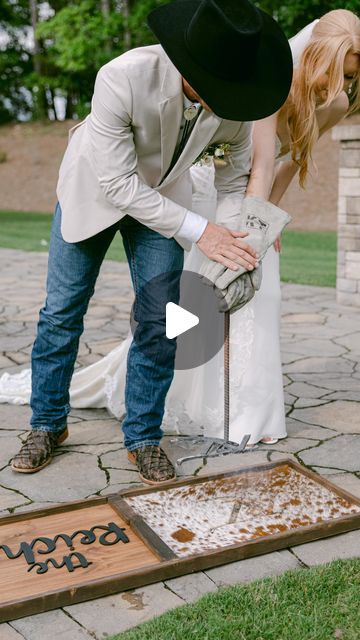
[56,45,252,250]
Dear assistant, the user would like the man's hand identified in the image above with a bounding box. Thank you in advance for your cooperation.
[196,222,259,271]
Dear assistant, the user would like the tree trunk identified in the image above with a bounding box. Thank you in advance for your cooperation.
[29,0,48,120]
[48,88,58,120]
[100,0,112,57]
[100,0,111,16]
[122,0,132,51]
[65,91,74,120]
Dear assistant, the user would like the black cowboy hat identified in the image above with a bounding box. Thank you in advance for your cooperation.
[147,0,293,121]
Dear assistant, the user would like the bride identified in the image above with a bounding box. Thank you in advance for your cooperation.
[1,10,359,446]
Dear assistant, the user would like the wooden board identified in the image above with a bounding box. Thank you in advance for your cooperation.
[1,459,360,622]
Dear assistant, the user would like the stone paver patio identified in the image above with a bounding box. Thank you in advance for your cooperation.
[0,248,359,639]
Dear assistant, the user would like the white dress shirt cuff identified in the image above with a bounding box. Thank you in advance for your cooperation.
[176,210,208,243]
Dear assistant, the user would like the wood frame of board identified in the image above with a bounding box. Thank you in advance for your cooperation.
[1,458,360,623]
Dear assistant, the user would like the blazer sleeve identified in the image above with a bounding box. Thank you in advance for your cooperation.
[86,64,188,238]
[213,121,253,225]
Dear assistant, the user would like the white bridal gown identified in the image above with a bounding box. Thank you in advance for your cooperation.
[0,164,286,445]
[0,21,319,445]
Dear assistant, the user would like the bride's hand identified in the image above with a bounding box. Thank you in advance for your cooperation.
[273,235,282,253]
[196,222,259,271]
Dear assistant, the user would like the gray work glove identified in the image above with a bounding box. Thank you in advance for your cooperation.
[200,197,291,291]
[214,265,262,312]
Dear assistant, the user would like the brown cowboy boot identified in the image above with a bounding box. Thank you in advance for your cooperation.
[128,445,176,485]
[11,427,69,473]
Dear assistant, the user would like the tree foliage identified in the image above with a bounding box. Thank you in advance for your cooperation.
[0,0,359,122]
[258,0,359,36]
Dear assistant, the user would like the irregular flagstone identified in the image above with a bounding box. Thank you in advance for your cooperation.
[281,351,307,365]
[285,381,335,399]
[11,501,67,514]
[282,324,353,339]
[285,417,336,440]
[284,391,297,405]
[259,437,319,454]
[323,390,360,402]
[0,404,32,430]
[0,355,16,368]
[0,322,28,335]
[69,408,114,421]
[0,624,25,639]
[298,435,360,472]
[291,530,360,566]
[294,398,333,409]
[282,313,325,324]
[281,283,331,298]
[0,335,34,351]
[64,582,183,636]
[164,571,218,602]
[101,448,134,470]
[0,429,24,437]
[66,416,84,424]
[0,435,27,469]
[0,484,31,512]
[205,550,301,586]
[291,401,360,433]
[63,442,125,456]
[283,357,354,375]
[76,342,91,357]
[4,351,31,365]
[68,419,123,445]
[311,467,345,476]
[267,452,298,465]
[89,339,123,357]
[105,467,141,484]
[100,482,142,495]
[326,473,360,498]
[281,338,346,357]
[283,374,292,386]
[1,251,360,634]
[333,331,360,355]
[75,354,104,367]
[0,451,107,502]
[10,609,92,640]
[288,374,360,392]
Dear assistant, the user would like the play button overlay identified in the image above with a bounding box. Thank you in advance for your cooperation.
[166,303,199,339]
[130,269,225,370]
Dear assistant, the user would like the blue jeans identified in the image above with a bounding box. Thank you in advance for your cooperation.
[30,203,184,450]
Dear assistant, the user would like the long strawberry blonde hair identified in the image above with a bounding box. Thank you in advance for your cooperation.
[283,9,360,187]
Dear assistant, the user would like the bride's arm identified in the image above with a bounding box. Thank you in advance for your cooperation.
[269,159,299,206]
[245,112,278,200]
[269,91,349,207]
[249,109,299,207]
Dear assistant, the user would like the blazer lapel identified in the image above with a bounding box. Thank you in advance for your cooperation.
[158,62,183,184]
[160,108,222,189]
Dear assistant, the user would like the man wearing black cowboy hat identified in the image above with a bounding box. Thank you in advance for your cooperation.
[11,0,292,484]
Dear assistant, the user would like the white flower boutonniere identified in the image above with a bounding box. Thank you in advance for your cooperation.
[194,143,232,167]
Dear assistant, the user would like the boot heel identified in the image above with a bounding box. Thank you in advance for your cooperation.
[58,427,69,444]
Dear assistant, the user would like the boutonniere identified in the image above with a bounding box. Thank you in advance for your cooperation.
[194,143,232,167]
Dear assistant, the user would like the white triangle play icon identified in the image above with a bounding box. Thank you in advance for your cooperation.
[166,302,199,339]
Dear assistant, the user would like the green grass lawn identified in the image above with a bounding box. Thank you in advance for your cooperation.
[0,211,336,287]
[0,210,126,262]
[280,229,337,288]
[111,558,360,640]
